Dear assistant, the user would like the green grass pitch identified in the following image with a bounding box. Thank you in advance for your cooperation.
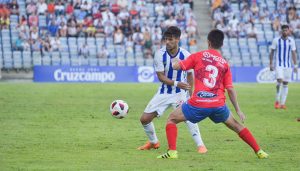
[0,83,299,170]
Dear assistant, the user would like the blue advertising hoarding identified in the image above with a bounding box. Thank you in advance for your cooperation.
[34,66,300,83]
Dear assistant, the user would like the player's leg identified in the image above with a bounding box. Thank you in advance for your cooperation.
[172,97,207,153]
[275,68,283,109]
[157,105,187,159]
[280,68,292,109]
[138,112,160,150]
[223,114,268,158]
[280,81,288,109]
[138,94,170,150]
[184,121,207,153]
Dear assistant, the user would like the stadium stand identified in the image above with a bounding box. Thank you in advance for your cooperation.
[0,0,197,70]
[211,0,300,66]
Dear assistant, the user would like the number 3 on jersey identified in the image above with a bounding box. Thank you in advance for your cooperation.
[203,65,218,88]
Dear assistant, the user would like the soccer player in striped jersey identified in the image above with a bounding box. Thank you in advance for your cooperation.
[269,25,298,109]
[157,29,268,159]
[138,26,207,153]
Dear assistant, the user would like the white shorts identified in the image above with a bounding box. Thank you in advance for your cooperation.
[144,92,187,117]
[276,67,293,82]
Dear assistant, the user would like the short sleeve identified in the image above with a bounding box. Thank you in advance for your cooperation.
[291,39,296,51]
[223,65,233,89]
[270,38,277,50]
[154,51,164,72]
[179,53,197,71]
[182,50,193,73]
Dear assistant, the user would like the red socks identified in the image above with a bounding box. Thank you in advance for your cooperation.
[166,123,177,150]
[239,128,260,152]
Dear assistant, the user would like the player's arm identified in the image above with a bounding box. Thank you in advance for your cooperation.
[269,38,277,71]
[156,72,191,90]
[224,66,245,122]
[292,50,298,73]
[172,58,181,70]
[187,71,194,96]
[172,53,196,71]
[227,88,245,123]
[269,49,275,71]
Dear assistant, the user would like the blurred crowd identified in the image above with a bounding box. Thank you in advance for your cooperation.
[210,0,300,38]
[0,0,197,59]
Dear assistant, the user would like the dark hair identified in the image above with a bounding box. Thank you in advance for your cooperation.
[207,29,224,49]
[163,26,181,39]
[281,25,289,30]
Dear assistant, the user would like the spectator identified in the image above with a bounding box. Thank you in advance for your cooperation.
[164,15,178,27]
[152,27,162,46]
[132,27,144,46]
[48,20,59,37]
[113,28,124,45]
[58,21,67,37]
[164,2,175,18]
[55,1,65,16]
[104,22,115,37]
[121,22,133,38]
[65,2,74,17]
[41,36,51,53]
[95,20,105,37]
[37,0,47,15]
[111,0,120,15]
[0,15,10,29]
[50,36,61,51]
[77,23,86,37]
[28,12,38,26]
[272,16,281,31]
[118,8,130,21]
[30,26,39,40]
[26,2,37,15]
[31,39,42,51]
[13,36,24,51]
[186,23,197,38]
[67,22,77,37]
[19,15,27,25]
[9,0,19,15]
[102,8,115,22]
[78,43,89,58]
[155,2,164,17]
[47,1,55,14]
[143,29,152,59]
[246,23,257,38]
[125,36,134,54]
[97,45,109,58]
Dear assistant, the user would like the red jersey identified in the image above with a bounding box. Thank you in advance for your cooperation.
[179,49,233,108]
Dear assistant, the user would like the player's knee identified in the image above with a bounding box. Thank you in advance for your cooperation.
[140,114,153,125]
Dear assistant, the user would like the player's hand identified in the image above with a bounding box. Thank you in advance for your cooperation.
[293,67,298,73]
[270,65,274,71]
[177,82,191,90]
[237,110,246,123]
[171,57,180,63]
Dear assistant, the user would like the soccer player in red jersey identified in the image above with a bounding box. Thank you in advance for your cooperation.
[157,29,269,159]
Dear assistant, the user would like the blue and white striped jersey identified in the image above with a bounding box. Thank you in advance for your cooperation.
[154,47,191,94]
[270,36,296,68]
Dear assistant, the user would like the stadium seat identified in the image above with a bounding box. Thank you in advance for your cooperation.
[61,56,70,65]
[108,58,117,66]
[117,57,126,66]
[23,51,32,68]
[126,57,135,66]
[42,55,51,66]
[145,58,154,66]
[13,51,22,69]
[99,58,108,66]
[135,58,145,66]
[89,58,98,66]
